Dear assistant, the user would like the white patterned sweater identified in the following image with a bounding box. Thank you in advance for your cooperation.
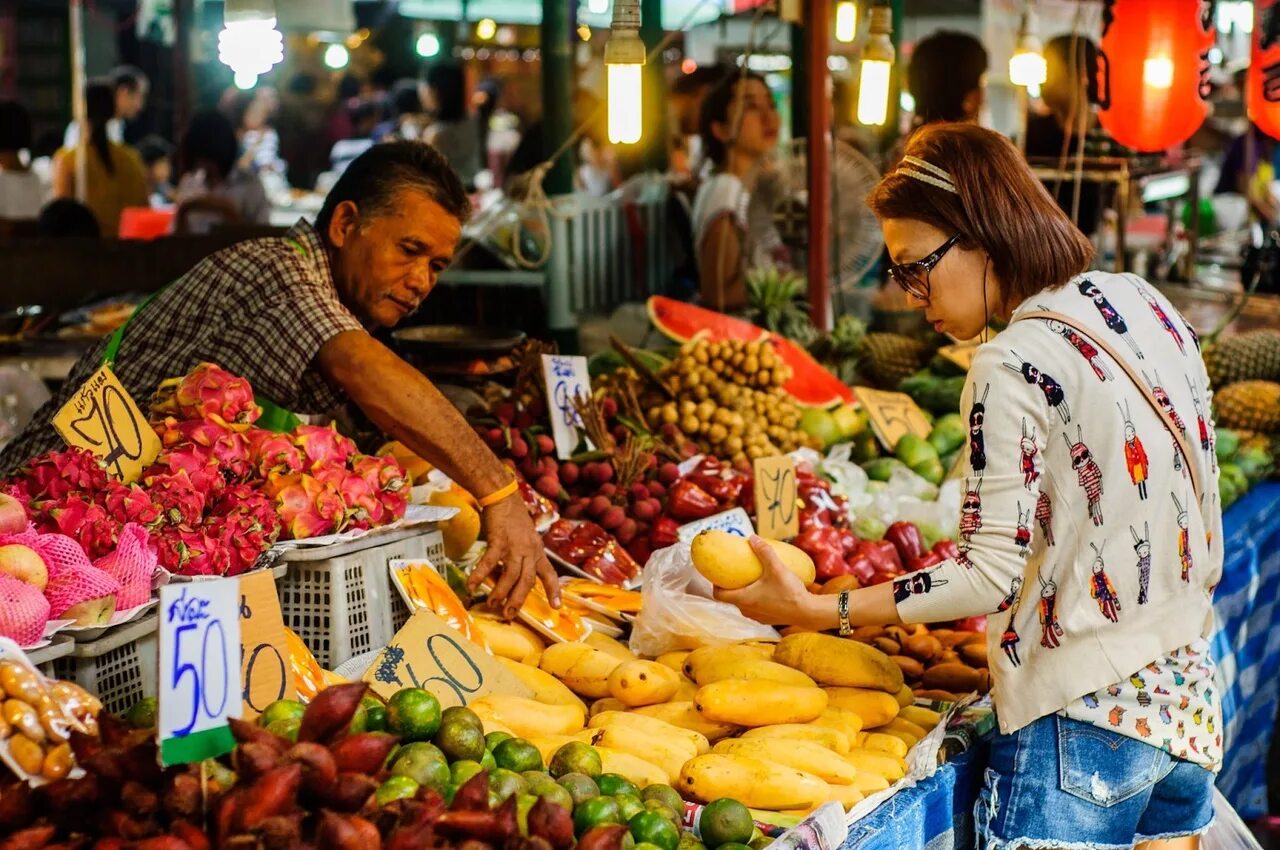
[892,271,1223,768]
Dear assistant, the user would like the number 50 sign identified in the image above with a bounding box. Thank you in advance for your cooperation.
[158,581,241,766]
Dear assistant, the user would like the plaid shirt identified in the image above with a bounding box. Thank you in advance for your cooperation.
[1,220,365,473]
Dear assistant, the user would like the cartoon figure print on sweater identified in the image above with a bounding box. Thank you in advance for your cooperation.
[1014,502,1032,555]
[1132,279,1186,354]
[1064,426,1105,526]
[1130,523,1151,604]
[892,567,949,605]
[1019,419,1039,489]
[1143,369,1188,474]
[1043,311,1114,381]
[1088,542,1121,623]
[1038,576,1064,648]
[1185,376,1214,458]
[1035,490,1054,546]
[1003,351,1070,423]
[1118,400,1150,500]
[1078,278,1144,359]
[969,383,990,473]
[1173,493,1194,582]
[959,478,983,541]
[998,577,1024,667]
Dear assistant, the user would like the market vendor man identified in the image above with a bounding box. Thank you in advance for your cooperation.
[0,141,556,616]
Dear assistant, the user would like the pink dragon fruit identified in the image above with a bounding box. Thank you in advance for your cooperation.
[144,469,208,528]
[0,574,50,646]
[147,442,225,496]
[292,424,356,472]
[100,481,163,528]
[247,428,304,478]
[378,487,409,523]
[153,528,230,576]
[173,362,260,425]
[14,449,110,502]
[314,467,385,530]
[94,523,157,609]
[164,419,253,483]
[270,474,338,540]
[206,508,278,576]
[43,496,120,560]
[350,453,409,497]
[45,563,121,625]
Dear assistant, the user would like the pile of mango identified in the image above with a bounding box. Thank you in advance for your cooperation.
[468,615,940,817]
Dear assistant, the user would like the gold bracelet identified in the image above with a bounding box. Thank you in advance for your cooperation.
[476,478,519,508]
[837,591,853,636]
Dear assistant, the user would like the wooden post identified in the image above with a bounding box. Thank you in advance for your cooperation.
[172,0,191,158]
[542,0,576,350]
[69,0,87,202]
[806,0,832,331]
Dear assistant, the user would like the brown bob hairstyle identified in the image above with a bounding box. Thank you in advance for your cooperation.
[866,123,1094,306]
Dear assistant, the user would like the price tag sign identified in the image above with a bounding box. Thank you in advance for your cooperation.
[238,570,294,719]
[52,365,161,483]
[853,387,933,451]
[362,609,532,706]
[677,508,755,543]
[540,354,593,460]
[158,581,241,766]
[753,455,798,541]
[937,344,979,371]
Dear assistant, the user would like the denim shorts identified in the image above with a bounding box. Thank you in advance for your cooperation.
[975,714,1216,849]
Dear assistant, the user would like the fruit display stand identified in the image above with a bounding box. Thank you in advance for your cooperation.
[276,525,446,669]
[50,612,158,716]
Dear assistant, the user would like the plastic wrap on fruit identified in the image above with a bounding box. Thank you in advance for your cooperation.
[885,521,926,563]
[515,477,559,531]
[581,540,641,585]
[284,626,326,703]
[667,479,720,521]
[520,580,590,639]
[390,562,489,650]
[686,460,747,504]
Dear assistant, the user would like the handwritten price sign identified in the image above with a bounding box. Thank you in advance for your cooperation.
[52,365,161,483]
[540,354,593,459]
[238,571,294,718]
[853,387,933,451]
[158,581,241,766]
[753,455,799,540]
[362,609,531,707]
[678,508,755,543]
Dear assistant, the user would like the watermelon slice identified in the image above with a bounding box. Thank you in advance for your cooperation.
[647,296,854,408]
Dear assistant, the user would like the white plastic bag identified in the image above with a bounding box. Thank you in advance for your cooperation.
[1200,787,1264,850]
[629,543,778,657]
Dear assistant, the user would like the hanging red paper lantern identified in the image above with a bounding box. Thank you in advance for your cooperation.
[1096,0,1214,153]
[1248,0,1280,140]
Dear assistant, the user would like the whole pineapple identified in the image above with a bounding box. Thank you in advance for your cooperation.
[745,267,815,344]
[859,332,932,389]
[1212,380,1280,432]
[1204,329,1280,388]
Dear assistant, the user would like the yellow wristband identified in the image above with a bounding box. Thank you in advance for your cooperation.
[477,478,519,508]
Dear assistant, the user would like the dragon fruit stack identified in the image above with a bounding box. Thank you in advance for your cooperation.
[3,362,409,580]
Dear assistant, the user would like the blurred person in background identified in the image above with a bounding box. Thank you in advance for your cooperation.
[376,79,427,142]
[692,71,785,312]
[474,78,503,163]
[37,199,101,238]
[670,65,730,183]
[174,109,270,233]
[137,135,174,207]
[64,65,148,149]
[330,100,382,177]
[906,31,988,128]
[422,62,482,187]
[0,100,47,220]
[51,81,148,236]
[227,87,287,179]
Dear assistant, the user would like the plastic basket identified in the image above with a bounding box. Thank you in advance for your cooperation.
[276,526,445,669]
[51,614,158,716]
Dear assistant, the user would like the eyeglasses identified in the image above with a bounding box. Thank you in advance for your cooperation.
[887,234,961,301]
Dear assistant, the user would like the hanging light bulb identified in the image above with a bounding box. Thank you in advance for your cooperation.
[605,0,644,144]
[476,18,498,41]
[1008,2,1046,87]
[835,2,857,44]
[857,5,893,126]
[416,32,441,57]
[1143,56,1175,88]
[218,0,284,86]
[323,43,349,69]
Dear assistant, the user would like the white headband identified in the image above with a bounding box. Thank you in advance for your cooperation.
[896,155,959,194]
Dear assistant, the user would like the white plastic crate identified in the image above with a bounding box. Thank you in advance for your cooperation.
[51,614,158,717]
[276,526,445,669]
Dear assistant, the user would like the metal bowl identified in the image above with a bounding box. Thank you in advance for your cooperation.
[392,325,526,357]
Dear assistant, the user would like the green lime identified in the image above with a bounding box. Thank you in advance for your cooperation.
[488,790,503,810]
[451,759,486,787]
[635,844,665,850]
[265,717,300,742]
[522,770,557,792]
[480,748,498,772]
[490,768,529,802]
[125,697,159,729]
[534,782,575,813]
[641,785,684,817]
[202,758,237,789]
[391,745,450,792]
[677,832,707,850]
[257,698,304,729]
[644,800,681,829]
[486,730,515,750]
[376,775,420,806]
[550,741,603,779]
[347,701,369,735]
[386,688,442,742]
[365,705,387,732]
[699,799,754,849]
[559,772,601,807]
[597,774,640,798]
[442,705,484,732]
[616,794,645,822]
[494,738,544,773]
[748,835,772,850]
[717,843,753,850]
[574,795,622,836]
[516,793,539,836]
[629,811,681,850]
[436,720,487,762]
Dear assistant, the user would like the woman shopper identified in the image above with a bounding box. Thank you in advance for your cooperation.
[51,81,148,235]
[718,123,1222,850]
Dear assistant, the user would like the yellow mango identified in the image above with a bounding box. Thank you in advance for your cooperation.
[894,683,915,708]
[712,738,857,785]
[472,617,544,664]
[850,772,891,794]
[810,707,864,740]
[632,701,740,741]
[586,632,637,661]
[825,783,866,811]
[539,642,623,699]
[469,695,585,738]
[608,660,681,707]
[862,733,908,758]
[822,688,901,728]
[589,711,711,755]
[656,651,690,672]
[740,723,850,753]
[591,726,695,783]
[672,678,699,702]
[773,633,904,693]
[683,643,775,682]
[427,486,481,560]
[590,697,628,717]
[898,706,943,729]
[690,532,816,589]
[690,657,818,689]
[694,680,827,727]
[498,657,587,713]
[678,754,829,810]
[843,748,907,781]
[596,747,669,788]
[876,717,927,745]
